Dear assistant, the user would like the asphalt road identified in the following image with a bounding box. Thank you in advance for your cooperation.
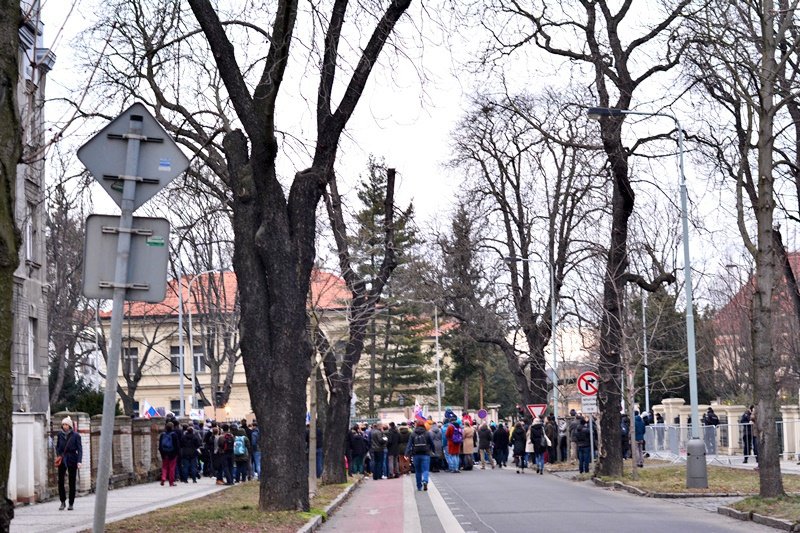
[418,467,774,533]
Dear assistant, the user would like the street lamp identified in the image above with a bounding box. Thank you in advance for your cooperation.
[502,255,559,424]
[587,106,707,488]
[186,268,221,412]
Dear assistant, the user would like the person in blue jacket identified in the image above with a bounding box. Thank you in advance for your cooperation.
[56,416,82,510]
[634,411,646,468]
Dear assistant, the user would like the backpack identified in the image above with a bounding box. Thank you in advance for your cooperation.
[452,426,463,444]
[234,435,247,457]
[412,433,429,454]
[221,432,234,454]
[160,432,175,453]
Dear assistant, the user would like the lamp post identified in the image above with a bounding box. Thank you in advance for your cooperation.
[502,255,559,423]
[186,268,219,412]
[587,106,707,488]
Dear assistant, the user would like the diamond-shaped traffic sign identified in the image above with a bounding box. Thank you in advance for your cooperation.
[77,103,189,211]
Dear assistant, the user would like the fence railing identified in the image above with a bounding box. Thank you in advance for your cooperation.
[642,421,788,462]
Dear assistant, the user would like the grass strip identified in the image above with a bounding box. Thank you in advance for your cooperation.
[731,495,800,522]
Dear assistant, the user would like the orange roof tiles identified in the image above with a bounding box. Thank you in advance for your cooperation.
[101,268,351,319]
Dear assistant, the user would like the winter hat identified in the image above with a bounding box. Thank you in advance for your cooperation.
[61,416,73,428]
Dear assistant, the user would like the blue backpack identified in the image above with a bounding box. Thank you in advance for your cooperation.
[160,432,175,453]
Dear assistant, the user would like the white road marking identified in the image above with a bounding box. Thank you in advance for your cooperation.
[428,480,466,533]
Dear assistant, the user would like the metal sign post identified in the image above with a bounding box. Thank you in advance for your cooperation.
[92,113,142,532]
[78,103,188,532]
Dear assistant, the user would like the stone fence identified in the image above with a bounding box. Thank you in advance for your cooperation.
[9,411,173,504]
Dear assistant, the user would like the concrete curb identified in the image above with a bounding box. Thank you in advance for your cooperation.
[297,477,363,533]
[590,477,749,498]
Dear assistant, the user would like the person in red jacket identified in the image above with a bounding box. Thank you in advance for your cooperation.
[445,420,463,473]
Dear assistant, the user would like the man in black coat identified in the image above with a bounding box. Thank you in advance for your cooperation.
[386,422,400,478]
[492,423,509,468]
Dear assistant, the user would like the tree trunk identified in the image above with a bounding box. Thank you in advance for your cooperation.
[322,388,350,484]
[0,0,21,527]
[596,114,634,478]
[752,11,784,495]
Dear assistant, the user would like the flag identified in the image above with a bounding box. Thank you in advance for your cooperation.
[141,400,159,419]
[413,399,425,424]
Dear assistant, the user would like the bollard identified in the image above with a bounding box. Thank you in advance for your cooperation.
[686,438,708,488]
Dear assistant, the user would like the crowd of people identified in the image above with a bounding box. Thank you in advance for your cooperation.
[157,414,260,486]
[343,408,604,489]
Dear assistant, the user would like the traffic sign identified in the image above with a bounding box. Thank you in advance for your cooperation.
[581,396,598,414]
[82,215,170,302]
[577,371,600,396]
[77,103,189,212]
[526,404,547,418]
[477,408,487,419]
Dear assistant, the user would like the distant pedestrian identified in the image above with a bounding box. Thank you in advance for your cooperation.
[633,411,645,468]
[530,417,548,474]
[233,424,251,483]
[569,410,580,464]
[477,422,494,469]
[493,423,509,468]
[702,407,720,455]
[461,421,476,471]
[250,421,261,479]
[56,416,82,511]
[216,423,235,485]
[180,426,202,482]
[511,422,528,474]
[741,408,753,463]
[445,420,463,473]
[370,423,388,480]
[545,416,558,463]
[428,422,444,472]
[159,421,179,486]
[406,422,435,491]
[575,417,591,474]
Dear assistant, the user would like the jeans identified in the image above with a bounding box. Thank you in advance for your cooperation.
[578,446,591,473]
[534,451,545,472]
[161,455,177,484]
[445,451,459,472]
[58,463,77,505]
[181,456,198,481]
[252,451,262,478]
[372,450,385,480]
[235,459,249,482]
[221,455,234,484]
[495,447,508,466]
[412,455,430,490]
[350,454,364,475]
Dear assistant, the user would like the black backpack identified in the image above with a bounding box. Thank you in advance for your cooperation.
[412,433,429,454]
[160,432,175,453]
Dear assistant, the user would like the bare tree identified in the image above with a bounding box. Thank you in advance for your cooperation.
[0,0,21,527]
[446,91,606,409]
[686,0,800,496]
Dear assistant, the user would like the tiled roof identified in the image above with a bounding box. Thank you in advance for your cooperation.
[100,268,351,318]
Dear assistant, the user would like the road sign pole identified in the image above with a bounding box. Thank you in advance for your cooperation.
[93,114,143,532]
[589,414,595,470]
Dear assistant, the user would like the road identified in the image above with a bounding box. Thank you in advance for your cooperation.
[321,467,774,533]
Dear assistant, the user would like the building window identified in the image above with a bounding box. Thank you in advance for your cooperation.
[170,345,181,374]
[123,347,139,376]
[27,318,37,373]
[24,202,36,262]
[193,345,206,373]
[170,399,181,414]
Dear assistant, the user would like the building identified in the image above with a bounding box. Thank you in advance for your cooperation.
[97,269,350,419]
[12,0,55,413]
[714,255,800,400]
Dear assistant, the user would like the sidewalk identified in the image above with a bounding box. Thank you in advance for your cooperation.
[11,477,228,533]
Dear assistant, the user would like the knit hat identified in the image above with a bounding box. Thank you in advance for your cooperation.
[61,416,73,428]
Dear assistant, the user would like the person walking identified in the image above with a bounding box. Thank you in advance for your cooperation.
[511,422,528,474]
[493,423,509,468]
[348,425,368,476]
[461,421,476,470]
[159,421,179,486]
[217,423,235,485]
[478,422,494,469]
[370,423,388,480]
[634,411,645,468]
[397,422,412,476]
[406,423,435,491]
[530,417,548,474]
[233,424,251,483]
[180,426,202,483]
[250,421,261,479]
[445,420,463,473]
[56,416,82,511]
[569,410,580,464]
[385,422,400,478]
[576,417,592,474]
[545,416,558,463]
[702,407,720,455]
[429,422,444,472]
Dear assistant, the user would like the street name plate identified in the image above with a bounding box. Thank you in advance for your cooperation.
[581,396,598,414]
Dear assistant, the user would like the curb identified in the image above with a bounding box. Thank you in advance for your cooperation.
[297,478,363,533]
[591,478,748,498]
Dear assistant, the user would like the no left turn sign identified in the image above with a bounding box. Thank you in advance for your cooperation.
[577,371,599,396]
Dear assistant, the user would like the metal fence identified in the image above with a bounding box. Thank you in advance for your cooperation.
[641,420,783,463]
